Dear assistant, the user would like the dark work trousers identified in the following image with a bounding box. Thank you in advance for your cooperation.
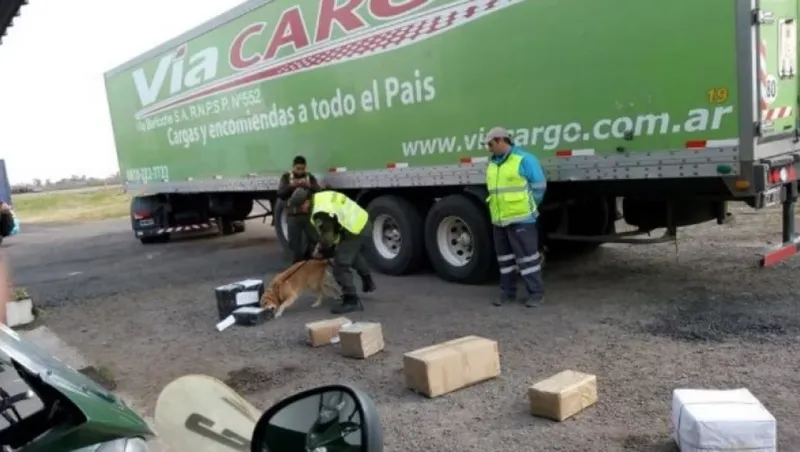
[492,222,544,300]
[332,223,372,296]
[287,214,319,263]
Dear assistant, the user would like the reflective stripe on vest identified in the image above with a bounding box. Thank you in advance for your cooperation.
[311,191,369,235]
[485,152,536,226]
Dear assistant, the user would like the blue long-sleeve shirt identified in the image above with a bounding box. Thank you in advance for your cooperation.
[490,146,547,224]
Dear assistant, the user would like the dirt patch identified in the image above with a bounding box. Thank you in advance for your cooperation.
[620,434,676,451]
[79,365,118,391]
[224,365,301,395]
[638,290,800,344]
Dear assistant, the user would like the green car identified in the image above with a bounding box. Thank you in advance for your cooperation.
[0,325,153,451]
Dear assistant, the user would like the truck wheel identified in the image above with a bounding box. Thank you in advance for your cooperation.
[272,201,292,257]
[424,194,494,284]
[365,195,425,275]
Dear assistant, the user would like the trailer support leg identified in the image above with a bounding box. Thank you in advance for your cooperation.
[760,180,800,267]
[783,185,796,243]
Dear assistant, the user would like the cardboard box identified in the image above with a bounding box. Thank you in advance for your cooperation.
[339,322,384,358]
[529,370,597,421]
[403,335,500,398]
[671,388,776,452]
[305,317,352,347]
[215,279,264,320]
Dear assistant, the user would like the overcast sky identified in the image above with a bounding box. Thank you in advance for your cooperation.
[0,0,244,184]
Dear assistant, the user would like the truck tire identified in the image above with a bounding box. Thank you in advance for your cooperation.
[272,201,292,257]
[365,195,425,275]
[424,194,494,285]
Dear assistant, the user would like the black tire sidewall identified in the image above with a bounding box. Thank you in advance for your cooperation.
[424,195,494,284]
[272,201,292,257]
[365,196,424,275]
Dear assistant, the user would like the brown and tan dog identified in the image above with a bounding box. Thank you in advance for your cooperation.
[260,259,340,318]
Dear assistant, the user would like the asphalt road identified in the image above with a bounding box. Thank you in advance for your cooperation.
[5,208,800,451]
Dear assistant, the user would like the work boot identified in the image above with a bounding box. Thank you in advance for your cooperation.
[524,296,544,308]
[493,293,516,307]
[331,294,363,314]
[361,274,376,293]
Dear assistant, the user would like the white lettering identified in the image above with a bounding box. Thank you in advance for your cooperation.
[133,46,220,108]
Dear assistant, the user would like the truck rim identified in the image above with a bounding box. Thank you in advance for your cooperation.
[373,213,401,259]
[436,216,473,267]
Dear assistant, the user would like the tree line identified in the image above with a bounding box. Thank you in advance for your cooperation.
[11,173,122,194]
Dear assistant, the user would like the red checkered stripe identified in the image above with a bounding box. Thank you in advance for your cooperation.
[759,39,793,121]
[140,0,522,117]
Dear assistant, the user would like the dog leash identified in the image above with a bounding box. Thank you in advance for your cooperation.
[278,256,329,282]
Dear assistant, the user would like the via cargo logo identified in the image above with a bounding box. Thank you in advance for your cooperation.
[131,0,521,120]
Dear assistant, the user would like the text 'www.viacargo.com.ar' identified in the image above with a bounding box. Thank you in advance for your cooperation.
[400,106,735,157]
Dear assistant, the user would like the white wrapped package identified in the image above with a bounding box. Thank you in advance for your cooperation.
[671,388,776,452]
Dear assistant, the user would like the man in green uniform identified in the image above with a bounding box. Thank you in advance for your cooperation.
[277,156,321,262]
[286,188,376,314]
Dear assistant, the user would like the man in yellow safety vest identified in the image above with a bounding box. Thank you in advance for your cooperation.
[484,127,547,307]
[286,188,376,314]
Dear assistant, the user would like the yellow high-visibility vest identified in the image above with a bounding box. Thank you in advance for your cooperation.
[311,191,369,235]
[485,153,536,226]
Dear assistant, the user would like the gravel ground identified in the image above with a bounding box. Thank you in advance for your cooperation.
[6,206,800,451]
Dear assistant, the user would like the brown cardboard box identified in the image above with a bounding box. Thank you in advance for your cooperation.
[403,335,500,398]
[339,322,384,358]
[528,370,597,421]
[305,317,352,347]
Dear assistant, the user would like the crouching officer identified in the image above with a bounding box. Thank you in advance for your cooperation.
[286,188,376,314]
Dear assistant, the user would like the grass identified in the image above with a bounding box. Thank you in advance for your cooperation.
[13,186,131,223]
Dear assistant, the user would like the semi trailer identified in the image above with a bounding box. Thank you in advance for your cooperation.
[104,0,800,284]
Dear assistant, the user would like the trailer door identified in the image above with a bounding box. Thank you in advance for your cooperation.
[757,0,798,138]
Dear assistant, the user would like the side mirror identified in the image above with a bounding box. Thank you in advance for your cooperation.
[251,384,382,452]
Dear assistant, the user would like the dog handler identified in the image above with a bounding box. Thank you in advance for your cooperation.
[286,188,376,314]
[484,127,547,307]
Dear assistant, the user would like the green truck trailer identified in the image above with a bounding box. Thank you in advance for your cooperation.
[104,0,800,284]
